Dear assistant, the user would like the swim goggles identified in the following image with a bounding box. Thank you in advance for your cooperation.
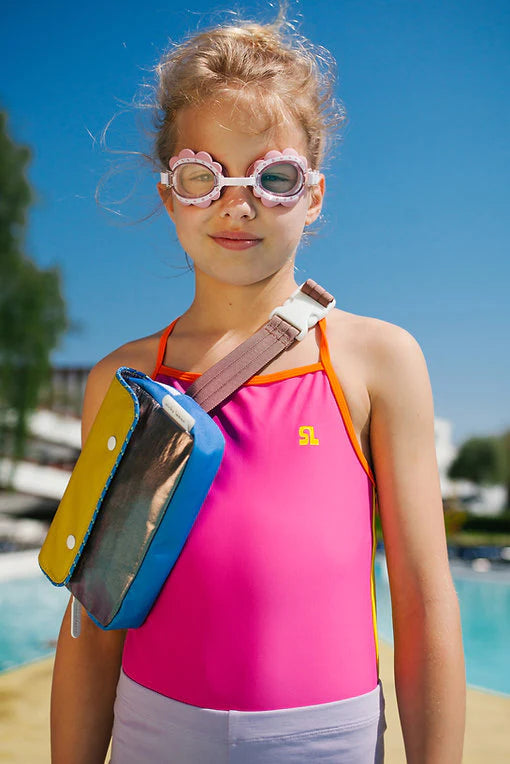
[159,148,321,208]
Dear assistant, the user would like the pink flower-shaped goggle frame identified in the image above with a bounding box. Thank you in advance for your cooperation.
[159,148,320,208]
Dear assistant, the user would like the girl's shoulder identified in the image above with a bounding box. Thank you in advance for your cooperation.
[326,307,427,400]
[325,308,432,482]
[80,328,165,447]
[326,306,419,351]
[93,327,166,380]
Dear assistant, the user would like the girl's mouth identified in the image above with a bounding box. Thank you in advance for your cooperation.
[210,231,263,250]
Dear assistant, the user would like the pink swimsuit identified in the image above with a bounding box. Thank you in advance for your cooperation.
[122,317,380,711]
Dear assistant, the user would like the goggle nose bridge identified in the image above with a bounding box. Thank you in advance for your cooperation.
[220,177,257,187]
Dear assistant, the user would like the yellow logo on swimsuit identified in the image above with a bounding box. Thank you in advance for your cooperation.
[299,426,319,446]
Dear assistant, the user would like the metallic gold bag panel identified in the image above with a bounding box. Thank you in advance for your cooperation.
[69,385,193,626]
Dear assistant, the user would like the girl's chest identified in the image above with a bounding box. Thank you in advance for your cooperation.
[152,316,374,474]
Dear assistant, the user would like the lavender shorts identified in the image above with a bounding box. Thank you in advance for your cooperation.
[110,668,386,763]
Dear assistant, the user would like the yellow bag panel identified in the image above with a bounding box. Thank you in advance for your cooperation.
[38,372,137,584]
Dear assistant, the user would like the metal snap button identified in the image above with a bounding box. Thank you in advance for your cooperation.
[107,436,117,451]
[66,535,76,550]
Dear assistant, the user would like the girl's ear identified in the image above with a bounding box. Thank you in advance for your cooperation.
[157,182,175,222]
[304,174,325,227]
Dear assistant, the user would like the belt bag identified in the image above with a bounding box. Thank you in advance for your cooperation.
[38,280,335,635]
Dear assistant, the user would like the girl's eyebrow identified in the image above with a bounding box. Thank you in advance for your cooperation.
[189,150,268,174]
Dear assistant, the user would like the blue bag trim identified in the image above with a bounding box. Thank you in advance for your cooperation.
[128,375,192,421]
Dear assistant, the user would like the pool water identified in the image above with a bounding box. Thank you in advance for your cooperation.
[0,554,68,672]
[374,555,510,696]
[1,551,509,696]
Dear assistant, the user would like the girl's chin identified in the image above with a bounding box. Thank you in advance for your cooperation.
[192,259,296,288]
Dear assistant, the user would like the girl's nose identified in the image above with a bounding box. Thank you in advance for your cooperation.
[218,185,256,220]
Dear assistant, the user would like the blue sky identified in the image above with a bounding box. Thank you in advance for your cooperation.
[2,0,509,445]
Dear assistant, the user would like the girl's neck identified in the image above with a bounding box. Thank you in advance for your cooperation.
[181,267,300,338]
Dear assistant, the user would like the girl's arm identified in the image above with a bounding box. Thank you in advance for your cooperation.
[51,358,131,763]
[51,598,126,763]
[369,323,466,763]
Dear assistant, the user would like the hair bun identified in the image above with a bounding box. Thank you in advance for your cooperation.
[152,10,346,181]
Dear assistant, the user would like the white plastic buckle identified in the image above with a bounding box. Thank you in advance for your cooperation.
[270,284,335,341]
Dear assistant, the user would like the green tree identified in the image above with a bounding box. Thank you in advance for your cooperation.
[496,430,510,511]
[448,432,510,510]
[0,110,69,471]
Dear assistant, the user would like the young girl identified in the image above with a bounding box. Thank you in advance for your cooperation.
[51,11,466,764]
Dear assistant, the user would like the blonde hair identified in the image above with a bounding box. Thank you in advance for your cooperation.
[97,5,346,249]
[152,8,346,172]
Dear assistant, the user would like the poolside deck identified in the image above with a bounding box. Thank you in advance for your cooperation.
[0,638,509,762]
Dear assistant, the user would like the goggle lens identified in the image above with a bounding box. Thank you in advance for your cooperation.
[173,163,216,198]
[259,162,301,196]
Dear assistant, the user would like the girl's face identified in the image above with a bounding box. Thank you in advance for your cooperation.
[157,98,325,287]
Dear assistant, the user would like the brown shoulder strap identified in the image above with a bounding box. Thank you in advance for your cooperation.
[186,280,334,412]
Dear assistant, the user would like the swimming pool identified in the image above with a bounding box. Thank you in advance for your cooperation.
[374,555,510,696]
[1,551,509,696]
[0,551,68,672]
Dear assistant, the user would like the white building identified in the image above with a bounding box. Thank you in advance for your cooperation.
[434,416,506,516]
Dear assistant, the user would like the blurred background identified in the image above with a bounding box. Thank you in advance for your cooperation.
[0,0,509,761]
